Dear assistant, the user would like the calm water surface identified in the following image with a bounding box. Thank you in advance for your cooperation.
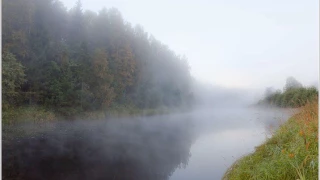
[3,107,294,180]
[170,107,294,180]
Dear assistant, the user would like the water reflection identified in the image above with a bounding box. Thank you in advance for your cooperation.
[2,107,293,180]
[2,116,194,180]
[170,107,294,180]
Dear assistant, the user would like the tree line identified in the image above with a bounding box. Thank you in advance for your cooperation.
[258,77,318,108]
[2,0,193,116]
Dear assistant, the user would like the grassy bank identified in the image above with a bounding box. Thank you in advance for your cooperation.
[2,105,182,125]
[223,100,318,180]
[2,106,58,125]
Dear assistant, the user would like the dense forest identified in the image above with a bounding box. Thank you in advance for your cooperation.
[258,77,318,108]
[2,0,193,118]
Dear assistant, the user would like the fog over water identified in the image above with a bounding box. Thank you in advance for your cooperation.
[3,95,294,180]
[2,1,310,179]
[169,106,293,180]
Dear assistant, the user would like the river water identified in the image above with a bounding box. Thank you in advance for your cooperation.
[169,107,294,180]
[2,106,294,180]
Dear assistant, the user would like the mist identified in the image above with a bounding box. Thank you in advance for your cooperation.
[3,116,194,180]
[2,84,295,179]
[2,0,318,180]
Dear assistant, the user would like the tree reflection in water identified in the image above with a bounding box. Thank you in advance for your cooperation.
[3,116,195,180]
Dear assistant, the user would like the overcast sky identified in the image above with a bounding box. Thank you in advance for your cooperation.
[61,0,319,92]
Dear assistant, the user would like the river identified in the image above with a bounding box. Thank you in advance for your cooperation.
[169,107,294,180]
[2,106,294,180]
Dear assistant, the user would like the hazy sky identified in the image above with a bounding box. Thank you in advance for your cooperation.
[61,0,319,91]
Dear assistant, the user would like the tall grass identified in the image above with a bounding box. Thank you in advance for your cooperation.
[2,104,176,124]
[223,99,318,180]
[2,106,57,125]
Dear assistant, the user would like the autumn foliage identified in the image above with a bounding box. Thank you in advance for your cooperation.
[2,0,193,118]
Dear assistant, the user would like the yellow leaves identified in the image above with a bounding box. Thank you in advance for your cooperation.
[91,48,116,108]
[288,153,295,158]
[111,43,137,89]
[299,130,304,137]
[92,48,110,79]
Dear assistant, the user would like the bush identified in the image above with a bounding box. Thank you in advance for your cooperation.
[261,87,318,108]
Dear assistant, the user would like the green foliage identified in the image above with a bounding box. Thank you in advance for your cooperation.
[259,77,318,108]
[2,50,26,108]
[2,0,193,119]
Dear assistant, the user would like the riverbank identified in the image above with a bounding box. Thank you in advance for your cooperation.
[2,105,185,125]
[223,100,318,180]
